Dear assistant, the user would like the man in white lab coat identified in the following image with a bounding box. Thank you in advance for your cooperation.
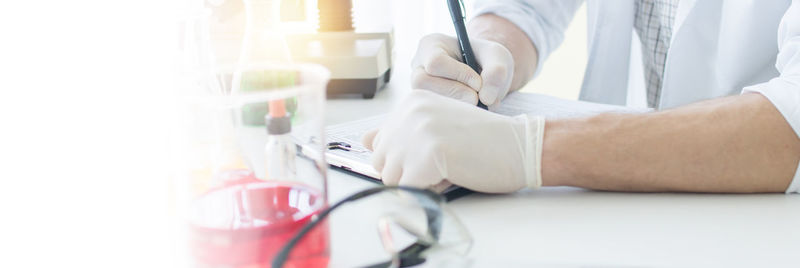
[363,0,800,193]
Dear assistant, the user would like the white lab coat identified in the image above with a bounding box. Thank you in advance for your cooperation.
[473,0,800,193]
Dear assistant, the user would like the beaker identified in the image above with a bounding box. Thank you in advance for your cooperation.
[173,62,331,268]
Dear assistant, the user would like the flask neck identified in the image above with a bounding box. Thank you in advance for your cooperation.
[232,0,292,94]
[244,0,282,31]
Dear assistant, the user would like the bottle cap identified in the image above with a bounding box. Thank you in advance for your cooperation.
[268,99,287,117]
[266,115,291,135]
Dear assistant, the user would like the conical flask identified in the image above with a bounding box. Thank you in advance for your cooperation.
[231,0,292,95]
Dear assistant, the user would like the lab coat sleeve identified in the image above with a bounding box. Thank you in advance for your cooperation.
[472,0,583,77]
[742,1,800,193]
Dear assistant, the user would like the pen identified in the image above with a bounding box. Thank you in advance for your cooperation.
[447,0,488,109]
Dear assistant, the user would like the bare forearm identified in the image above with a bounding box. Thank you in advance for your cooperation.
[541,94,800,193]
[468,14,538,92]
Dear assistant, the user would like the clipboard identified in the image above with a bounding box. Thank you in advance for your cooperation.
[324,141,473,202]
[293,115,474,202]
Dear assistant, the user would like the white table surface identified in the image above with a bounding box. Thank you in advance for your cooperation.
[320,45,800,268]
[302,1,800,267]
[323,80,800,268]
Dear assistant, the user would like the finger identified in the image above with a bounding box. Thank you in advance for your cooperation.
[487,100,503,112]
[397,168,443,189]
[372,152,386,174]
[361,128,379,151]
[477,63,512,107]
[412,33,462,67]
[397,157,443,189]
[412,34,482,89]
[411,67,479,105]
[368,130,387,172]
[473,43,513,106]
[419,49,482,91]
[380,156,403,186]
[487,87,511,112]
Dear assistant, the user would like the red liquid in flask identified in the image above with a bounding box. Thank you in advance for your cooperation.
[190,180,329,268]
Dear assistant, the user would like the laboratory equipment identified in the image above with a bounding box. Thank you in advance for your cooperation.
[207,0,393,99]
[232,0,295,126]
[272,186,473,268]
[264,99,297,180]
[231,0,291,95]
[175,61,331,268]
[190,179,329,268]
[286,0,394,99]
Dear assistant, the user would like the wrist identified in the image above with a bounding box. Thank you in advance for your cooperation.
[539,118,581,187]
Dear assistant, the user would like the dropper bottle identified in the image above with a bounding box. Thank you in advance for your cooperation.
[264,99,296,180]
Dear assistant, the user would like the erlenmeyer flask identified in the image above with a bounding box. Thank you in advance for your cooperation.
[231,0,292,95]
[231,0,297,127]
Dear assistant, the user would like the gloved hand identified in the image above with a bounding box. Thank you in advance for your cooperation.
[362,90,545,193]
[410,33,514,109]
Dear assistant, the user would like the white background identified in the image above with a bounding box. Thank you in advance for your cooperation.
[1,0,176,266]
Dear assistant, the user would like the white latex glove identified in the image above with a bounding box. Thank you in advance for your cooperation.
[362,90,545,193]
[411,33,514,109]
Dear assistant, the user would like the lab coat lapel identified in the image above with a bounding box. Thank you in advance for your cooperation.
[580,0,635,105]
[659,0,723,108]
[660,0,786,108]
[670,0,698,44]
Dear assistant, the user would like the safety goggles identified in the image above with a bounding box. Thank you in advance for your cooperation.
[272,186,472,268]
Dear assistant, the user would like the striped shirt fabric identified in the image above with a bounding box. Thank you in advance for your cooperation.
[634,0,680,108]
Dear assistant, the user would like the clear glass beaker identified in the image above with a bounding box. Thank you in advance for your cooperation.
[173,62,331,268]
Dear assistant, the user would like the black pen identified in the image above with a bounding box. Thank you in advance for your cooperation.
[447,0,488,109]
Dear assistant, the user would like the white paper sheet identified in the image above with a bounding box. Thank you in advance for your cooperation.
[325,115,383,163]
[493,92,652,118]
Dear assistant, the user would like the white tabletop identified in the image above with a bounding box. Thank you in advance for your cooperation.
[321,44,800,268]
[313,2,800,267]
[325,73,800,267]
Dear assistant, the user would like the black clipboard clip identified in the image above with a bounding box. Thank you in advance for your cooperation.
[327,141,369,153]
